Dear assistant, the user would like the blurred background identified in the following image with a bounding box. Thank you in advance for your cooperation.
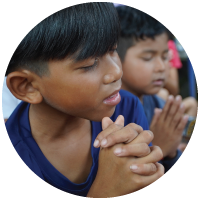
[176,39,198,100]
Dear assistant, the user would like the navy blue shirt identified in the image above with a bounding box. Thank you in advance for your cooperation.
[6,90,177,196]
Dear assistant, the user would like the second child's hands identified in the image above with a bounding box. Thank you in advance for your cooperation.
[150,95,188,158]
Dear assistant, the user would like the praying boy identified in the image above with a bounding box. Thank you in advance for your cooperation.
[116,5,188,172]
[5,3,164,197]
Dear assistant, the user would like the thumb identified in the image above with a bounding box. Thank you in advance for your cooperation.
[150,108,162,128]
[102,117,114,130]
[114,115,124,127]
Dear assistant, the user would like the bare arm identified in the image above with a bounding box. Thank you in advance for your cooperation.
[164,67,179,96]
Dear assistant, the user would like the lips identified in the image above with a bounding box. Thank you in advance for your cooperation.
[153,79,165,86]
[154,79,164,82]
[103,89,121,106]
[105,89,120,99]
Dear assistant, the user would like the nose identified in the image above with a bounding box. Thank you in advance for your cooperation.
[103,58,123,85]
[154,58,166,72]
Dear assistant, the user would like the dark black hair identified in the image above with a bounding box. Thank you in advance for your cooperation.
[116,5,168,62]
[168,31,175,40]
[6,2,120,76]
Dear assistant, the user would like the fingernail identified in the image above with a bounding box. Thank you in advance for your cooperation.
[101,139,107,147]
[176,95,181,101]
[130,165,138,171]
[93,139,99,147]
[114,148,122,155]
[115,115,120,121]
[180,103,184,109]
[155,108,162,113]
[168,95,173,100]
[115,115,123,125]
[183,115,189,121]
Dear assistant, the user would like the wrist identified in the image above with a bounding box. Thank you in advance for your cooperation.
[87,185,116,198]
[165,150,177,159]
[87,176,116,198]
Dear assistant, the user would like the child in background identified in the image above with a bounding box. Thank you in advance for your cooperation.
[156,40,180,99]
[157,39,197,151]
[116,5,189,171]
[157,40,197,118]
[5,3,164,197]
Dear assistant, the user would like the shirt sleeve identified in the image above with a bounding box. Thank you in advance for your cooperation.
[160,149,182,173]
[2,77,21,119]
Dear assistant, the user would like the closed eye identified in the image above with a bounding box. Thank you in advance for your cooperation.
[81,58,99,72]
[141,57,153,61]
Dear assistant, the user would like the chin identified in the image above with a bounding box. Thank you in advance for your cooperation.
[149,87,163,95]
[144,91,159,96]
[90,107,116,122]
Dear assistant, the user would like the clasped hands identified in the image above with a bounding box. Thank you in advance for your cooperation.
[94,115,164,175]
[150,95,188,158]
[88,115,164,197]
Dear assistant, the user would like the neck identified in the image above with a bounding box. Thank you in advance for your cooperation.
[121,83,143,103]
[29,101,90,141]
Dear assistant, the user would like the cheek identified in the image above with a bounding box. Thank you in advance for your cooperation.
[42,74,102,110]
[122,60,152,86]
[165,62,170,78]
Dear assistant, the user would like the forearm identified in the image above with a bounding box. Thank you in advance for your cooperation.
[167,150,177,159]
[164,80,179,96]
[160,149,182,173]
[164,68,179,96]
[86,189,115,198]
[87,183,106,198]
[87,174,115,198]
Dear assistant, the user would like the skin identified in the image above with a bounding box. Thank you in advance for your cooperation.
[159,67,179,97]
[121,33,170,100]
[88,115,164,197]
[157,49,179,98]
[155,48,197,152]
[156,47,197,117]
[7,48,164,196]
[7,49,122,183]
[121,33,188,158]
[158,68,197,117]
[150,95,188,157]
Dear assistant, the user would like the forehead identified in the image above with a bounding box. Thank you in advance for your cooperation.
[131,33,169,53]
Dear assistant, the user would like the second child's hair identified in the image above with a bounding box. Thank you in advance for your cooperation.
[6,2,120,76]
[116,6,168,62]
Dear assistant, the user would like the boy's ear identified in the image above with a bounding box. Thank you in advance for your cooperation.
[6,70,43,104]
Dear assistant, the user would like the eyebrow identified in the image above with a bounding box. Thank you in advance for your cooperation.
[142,49,169,54]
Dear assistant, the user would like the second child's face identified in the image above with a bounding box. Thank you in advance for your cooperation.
[38,49,122,121]
[122,33,170,98]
